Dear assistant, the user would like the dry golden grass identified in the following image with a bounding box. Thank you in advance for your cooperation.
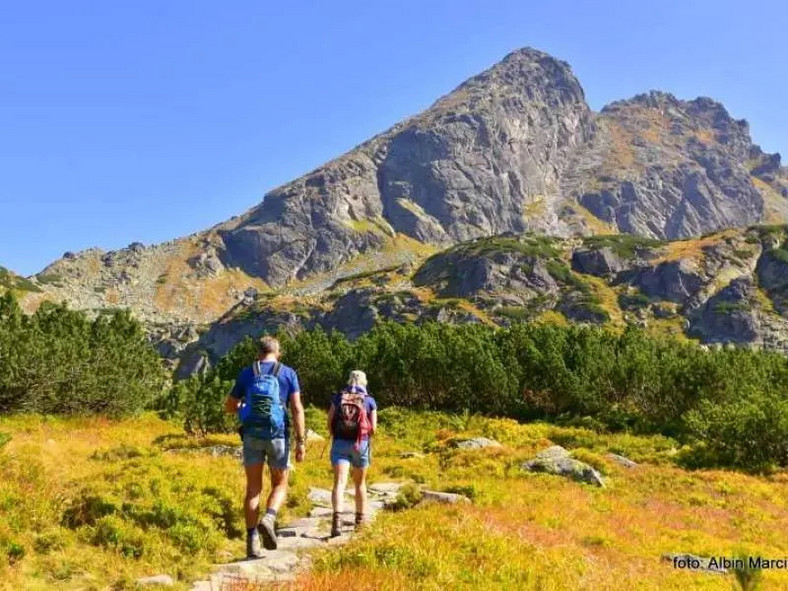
[153,240,269,323]
[572,203,617,235]
[3,411,786,590]
[651,230,740,264]
[576,274,625,328]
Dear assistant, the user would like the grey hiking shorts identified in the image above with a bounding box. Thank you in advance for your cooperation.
[242,435,290,469]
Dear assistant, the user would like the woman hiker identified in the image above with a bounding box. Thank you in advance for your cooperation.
[327,370,378,537]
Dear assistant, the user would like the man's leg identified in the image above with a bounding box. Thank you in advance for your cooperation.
[266,466,289,513]
[244,462,264,558]
[244,463,265,528]
[258,439,289,550]
[331,461,350,536]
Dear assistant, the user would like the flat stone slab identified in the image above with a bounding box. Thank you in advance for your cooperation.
[368,482,405,495]
[218,561,274,578]
[285,517,322,529]
[454,437,502,450]
[277,536,325,551]
[421,490,471,504]
[137,574,174,587]
[308,487,333,506]
[308,506,333,518]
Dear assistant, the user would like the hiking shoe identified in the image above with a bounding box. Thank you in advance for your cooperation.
[246,531,263,559]
[257,514,278,550]
[330,512,341,538]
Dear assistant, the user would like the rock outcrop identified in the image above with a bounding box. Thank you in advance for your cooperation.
[170,226,788,376]
[522,445,605,487]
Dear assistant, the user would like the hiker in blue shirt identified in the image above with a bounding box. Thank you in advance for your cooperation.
[327,370,378,537]
[224,336,306,558]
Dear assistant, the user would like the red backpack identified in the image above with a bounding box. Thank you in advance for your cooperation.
[332,387,372,450]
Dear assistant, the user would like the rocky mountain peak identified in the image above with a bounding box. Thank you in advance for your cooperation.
[21,47,788,328]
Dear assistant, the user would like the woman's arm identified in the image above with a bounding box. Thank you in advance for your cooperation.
[327,403,335,436]
[370,409,377,434]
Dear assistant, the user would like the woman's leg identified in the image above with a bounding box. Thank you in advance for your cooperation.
[332,461,350,514]
[331,459,350,537]
[351,465,368,522]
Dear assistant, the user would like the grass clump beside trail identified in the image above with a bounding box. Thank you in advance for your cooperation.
[1,410,787,590]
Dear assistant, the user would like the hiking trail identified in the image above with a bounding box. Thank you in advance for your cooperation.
[187,482,405,590]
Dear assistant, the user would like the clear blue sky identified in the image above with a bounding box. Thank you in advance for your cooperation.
[1,0,785,275]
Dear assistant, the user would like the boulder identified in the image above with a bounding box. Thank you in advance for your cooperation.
[454,437,502,450]
[522,445,605,487]
[136,575,174,587]
[571,247,623,276]
[420,490,472,504]
[607,453,638,468]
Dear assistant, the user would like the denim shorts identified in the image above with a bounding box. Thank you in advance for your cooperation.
[330,438,371,468]
[242,435,290,469]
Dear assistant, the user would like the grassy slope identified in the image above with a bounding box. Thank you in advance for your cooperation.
[1,411,786,590]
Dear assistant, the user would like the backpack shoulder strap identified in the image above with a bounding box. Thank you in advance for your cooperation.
[252,361,261,378]
[271,362,282,377]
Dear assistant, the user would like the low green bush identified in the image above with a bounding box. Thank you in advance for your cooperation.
[166,321,788,471]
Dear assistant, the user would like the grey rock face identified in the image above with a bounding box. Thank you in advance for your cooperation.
[687,278,761,344]
[630,258,706,304]
[217,48,593,287]
[565,92,783,240]
[522,445,605,487]
[412,235,564,302]
[571,247,623,277]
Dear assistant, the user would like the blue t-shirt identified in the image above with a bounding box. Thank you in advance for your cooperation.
[330,390,377,441]
[231,361,300,439]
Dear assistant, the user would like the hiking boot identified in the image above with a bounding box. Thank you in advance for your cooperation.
[246,530,263,559]
[330,512,341,538]
[257,514,278,550]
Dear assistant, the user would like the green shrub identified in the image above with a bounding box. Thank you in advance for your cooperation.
[169,321,788,470]
[390,483,423,511]
[0,293,166,416]
[5,540,25,564]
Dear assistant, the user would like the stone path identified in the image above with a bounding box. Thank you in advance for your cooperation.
[189,482,405,590]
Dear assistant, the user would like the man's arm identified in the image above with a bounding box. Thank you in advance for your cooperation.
[369,409,378,434]
[225,370,245,414]
[290,391,306,462]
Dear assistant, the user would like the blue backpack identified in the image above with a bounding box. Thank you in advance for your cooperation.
[238,361,286,438]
